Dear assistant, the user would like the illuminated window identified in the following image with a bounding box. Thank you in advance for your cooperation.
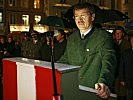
[34,0,40,8]
[22,15,29,25]
[9,0,16,7]
[0,12,2,22]
[9,14,16,24]
[35,15,41,24]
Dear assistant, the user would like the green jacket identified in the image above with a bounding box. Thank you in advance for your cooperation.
[58,27,117,89]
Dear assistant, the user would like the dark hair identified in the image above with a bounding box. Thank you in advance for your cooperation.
[58,29,66,36]
[73,2,95,15]
[45,31,54,38]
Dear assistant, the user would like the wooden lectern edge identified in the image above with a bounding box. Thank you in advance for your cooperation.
[79,85,117,98]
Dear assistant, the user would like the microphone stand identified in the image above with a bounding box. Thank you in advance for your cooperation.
[49,36,63,100]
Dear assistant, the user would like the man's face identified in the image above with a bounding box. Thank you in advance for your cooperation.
[8,38,12,43]
[114,30,124,41]
[55,33,62,41]
[74,8,94,33]
[0,38,4,43]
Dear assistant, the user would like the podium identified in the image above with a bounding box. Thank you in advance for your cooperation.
[3,57,117,100]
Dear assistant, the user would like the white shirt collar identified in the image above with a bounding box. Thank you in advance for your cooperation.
[80,27,92,37]
[117,40,122,45]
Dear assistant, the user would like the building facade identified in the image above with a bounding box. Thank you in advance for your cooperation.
[3,0,45,34]
[0,0,4,34]
[1,0,133,35]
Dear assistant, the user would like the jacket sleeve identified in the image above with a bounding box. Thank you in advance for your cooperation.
[98,34,117,88]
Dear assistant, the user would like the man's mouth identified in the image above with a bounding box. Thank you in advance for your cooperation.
[78,22,85,25]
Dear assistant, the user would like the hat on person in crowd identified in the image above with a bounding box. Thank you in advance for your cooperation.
[31,31,40,40]
[113,26,127,35]
[22,32,31,37]
[44,31,54,38]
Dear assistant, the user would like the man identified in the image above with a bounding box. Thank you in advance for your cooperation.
[58,2,116,99]
[54,29,67,61]
[113,26,130,54]
[113,26,130,100]
[39,30,67,62]
[119,35,133,100]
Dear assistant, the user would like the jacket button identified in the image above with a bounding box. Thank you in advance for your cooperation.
[86,48,90,51]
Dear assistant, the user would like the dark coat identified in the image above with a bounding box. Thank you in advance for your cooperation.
[58,27,117,89]
[113,39,130,78]
[21,39,43,59]
[39,39,67,62]
[119,48,133,88]
[6,41,16,57]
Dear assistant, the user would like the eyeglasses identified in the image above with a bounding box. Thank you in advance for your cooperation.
[73,14,90,20]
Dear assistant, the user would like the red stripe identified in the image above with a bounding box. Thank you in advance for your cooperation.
[3,60,17,100]
[35,66,61,100]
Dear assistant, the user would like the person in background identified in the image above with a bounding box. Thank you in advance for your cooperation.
[113,26,130,55]
[0,37,7,75]
[14,40,21,57]
[113,26,130,100]
[58,2,116,99]
[24,33,42,59]
[119,34,133,100]
[53,29,67,61]
[39,30,67,62]
[124,34,129,41]
[39,31,54,61]
[5,37,16,57]
[0,37,7,58]
[21,32,31,58]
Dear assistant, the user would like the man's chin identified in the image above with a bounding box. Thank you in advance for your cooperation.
[78,27,87,30]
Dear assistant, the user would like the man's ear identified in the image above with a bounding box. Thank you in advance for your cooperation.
[91,13,95,21]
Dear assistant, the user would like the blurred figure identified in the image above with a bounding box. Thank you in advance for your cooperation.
[21,32,31,58]
[22,32,42,60]
[39,31,52,61]
[124,34,129,41]
[54,29,67,61]
[14,40,21,57]
[39,30,67,62]
[5,37,16,57]
[113,26,130,72]
[0,37,7,75]
[0,37,7,58]
[113,26,130,100]
[119,35,133,100]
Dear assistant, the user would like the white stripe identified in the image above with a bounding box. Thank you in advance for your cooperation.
[16,62,36,100]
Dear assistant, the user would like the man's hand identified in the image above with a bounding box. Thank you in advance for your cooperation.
[95,83,110,99]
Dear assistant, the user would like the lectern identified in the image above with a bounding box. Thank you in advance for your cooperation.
[3,57,117,100]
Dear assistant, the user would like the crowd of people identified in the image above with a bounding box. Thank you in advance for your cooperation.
[0,29,68,99]
[0,2,133,100]
[0,30,68,60]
